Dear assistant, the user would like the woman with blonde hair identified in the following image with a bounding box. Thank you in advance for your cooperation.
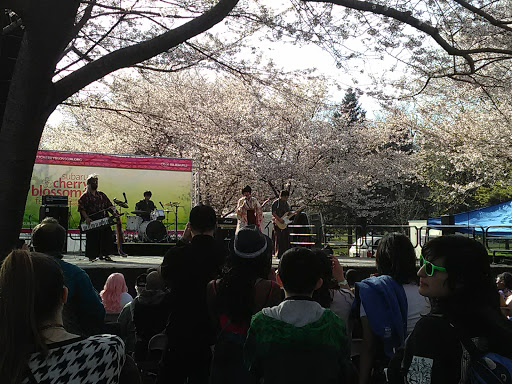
[101,272,133,313]
[0,250,125,384]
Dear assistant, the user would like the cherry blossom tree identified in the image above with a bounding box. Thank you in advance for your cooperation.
[42,71,421,222]
[406,79,512,214]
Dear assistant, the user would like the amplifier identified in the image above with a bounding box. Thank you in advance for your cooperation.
[42,195,68,206]
[217,217,237,227]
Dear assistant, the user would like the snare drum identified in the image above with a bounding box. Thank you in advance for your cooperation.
[126,215,143,231]
[139,220,167,242]
[151,209,165,221]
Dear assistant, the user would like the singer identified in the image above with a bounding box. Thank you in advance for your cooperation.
[235,185,263,233]
[134,191,156,221]
[78,174,118,261]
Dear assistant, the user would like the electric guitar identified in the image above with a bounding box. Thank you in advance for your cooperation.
[274,207,305,230]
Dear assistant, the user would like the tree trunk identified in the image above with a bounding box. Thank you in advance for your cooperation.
[0,0,78,259]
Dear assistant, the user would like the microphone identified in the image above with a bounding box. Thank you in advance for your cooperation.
[123,192,127,203]
[159,202,164,209]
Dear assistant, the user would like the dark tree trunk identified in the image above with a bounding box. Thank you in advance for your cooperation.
[0,0,79,258]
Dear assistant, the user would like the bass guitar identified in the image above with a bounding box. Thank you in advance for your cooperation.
[274,207,305,230]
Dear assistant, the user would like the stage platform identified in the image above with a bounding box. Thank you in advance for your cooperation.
[62,253,512,297]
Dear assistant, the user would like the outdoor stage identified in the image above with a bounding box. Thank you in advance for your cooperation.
[64,253,512,297]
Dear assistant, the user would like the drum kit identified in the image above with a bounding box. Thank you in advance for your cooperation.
[113,199,180,243]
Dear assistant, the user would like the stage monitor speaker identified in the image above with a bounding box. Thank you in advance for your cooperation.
[39,205,69,253]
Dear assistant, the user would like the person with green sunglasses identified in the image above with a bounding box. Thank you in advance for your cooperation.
[388,235,512,384]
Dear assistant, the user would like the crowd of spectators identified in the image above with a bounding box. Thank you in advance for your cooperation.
[1,206,512,384]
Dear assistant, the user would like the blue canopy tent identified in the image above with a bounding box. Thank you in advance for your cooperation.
[427,200,512,236]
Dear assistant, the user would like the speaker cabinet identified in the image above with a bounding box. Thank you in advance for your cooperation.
[215,217,236,251]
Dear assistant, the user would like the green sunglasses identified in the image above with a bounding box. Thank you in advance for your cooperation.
[419,255,447,276]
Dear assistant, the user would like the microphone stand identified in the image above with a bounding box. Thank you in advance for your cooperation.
[160,202,171,242]
[174,204,180,243]
[28,214,33,250]
[167,203,181,243]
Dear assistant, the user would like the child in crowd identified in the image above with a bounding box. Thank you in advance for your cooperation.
[392,235,512,383]
[244,247,350,384]
[101,272,133,313]
[0,250,126,384]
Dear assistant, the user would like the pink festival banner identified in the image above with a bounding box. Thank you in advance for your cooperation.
[35,150,193,171]
[25,150,193,234]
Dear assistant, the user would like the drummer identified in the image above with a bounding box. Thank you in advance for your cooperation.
[135,191,156,221]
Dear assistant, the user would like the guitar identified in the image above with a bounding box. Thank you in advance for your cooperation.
[274,207,305,230]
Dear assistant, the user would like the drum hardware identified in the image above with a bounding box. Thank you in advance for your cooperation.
[131,210,148,215]
[165,202,181,242]
[113,198,129,209]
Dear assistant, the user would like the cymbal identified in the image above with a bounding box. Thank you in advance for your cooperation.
[164,202,180,206]
[163,209,171,212]
[131,210,147,214]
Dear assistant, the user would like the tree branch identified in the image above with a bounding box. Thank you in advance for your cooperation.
[451,0,512,32]
[61,0,96,53]
[53,0,240,105]
[302,0,476,72]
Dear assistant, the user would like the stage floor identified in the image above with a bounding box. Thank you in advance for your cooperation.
[62,253,381,269]
[62,253,163,270]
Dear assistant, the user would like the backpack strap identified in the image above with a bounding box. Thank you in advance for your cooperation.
[450,322,485,360]
[264,280,277,306]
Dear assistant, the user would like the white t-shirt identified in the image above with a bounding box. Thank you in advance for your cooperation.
[360,282,430,335]
[330,288,355,327]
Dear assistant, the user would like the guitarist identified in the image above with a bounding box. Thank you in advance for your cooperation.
[272,190,292,259]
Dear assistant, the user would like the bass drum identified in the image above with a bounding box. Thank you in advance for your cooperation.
[138,220,167,242]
